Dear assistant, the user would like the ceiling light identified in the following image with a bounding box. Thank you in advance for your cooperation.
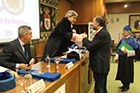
[124,4,128,8]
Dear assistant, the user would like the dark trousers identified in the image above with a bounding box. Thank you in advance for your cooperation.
[93,72,108,93]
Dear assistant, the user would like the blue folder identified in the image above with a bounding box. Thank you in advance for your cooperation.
[44,58,76,64]
[18,69,61,82]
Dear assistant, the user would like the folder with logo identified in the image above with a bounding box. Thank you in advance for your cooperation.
[118,41,133,52]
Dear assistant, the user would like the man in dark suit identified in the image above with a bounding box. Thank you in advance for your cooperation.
[0,25,35,71]
[42,10,78,58]
[81,15,111,93]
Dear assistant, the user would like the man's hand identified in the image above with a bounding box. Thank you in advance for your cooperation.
[29,59,35,66]
[72,29,77,33]
[8,70,19,78]
[81,33,87,39]
[19,63,28,69]
[122,47,127,54]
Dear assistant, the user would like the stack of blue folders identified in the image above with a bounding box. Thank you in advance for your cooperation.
[44,58,76,64]
[18,69,61,82]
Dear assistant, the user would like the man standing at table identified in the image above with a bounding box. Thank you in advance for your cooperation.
[81,15,111,93]
[42,10,78,58]
[0,25,35,71]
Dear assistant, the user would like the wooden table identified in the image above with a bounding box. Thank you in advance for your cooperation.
[3,53,94,93]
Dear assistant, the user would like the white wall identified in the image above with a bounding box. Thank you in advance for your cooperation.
[107,13,140,44]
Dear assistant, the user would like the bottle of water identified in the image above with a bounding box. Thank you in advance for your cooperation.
[46,54,51,68]
[25,68,32,88]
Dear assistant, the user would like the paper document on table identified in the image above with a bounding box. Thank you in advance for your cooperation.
[31,62,42,70]
[0,66,10,72]
[71,33,83,47]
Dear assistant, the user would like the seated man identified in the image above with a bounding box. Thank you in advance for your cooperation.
[0,25,35,71]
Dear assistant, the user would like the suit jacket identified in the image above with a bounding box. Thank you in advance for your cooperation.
[83,27,111,73]
[42,17,74,58]
[0,39,32,71]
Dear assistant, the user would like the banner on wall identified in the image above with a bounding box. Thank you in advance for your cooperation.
[38,0,59,42]
[88,22,97,41]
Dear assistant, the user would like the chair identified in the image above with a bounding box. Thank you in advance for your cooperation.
[34,42,46,62]
[110,40,116,62]
[30,44,37,63]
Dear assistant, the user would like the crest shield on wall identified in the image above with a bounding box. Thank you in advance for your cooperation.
[44,7,51,30]
[44,14,51,30]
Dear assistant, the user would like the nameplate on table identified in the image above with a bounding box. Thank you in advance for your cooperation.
[65,61,74,69]
[26,79,45,93]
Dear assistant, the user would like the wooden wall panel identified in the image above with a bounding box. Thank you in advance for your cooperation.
[73,24,88,34]
[106,2,140,14]
[80,59,89,93]
[71,0,105,24]
[66,69,80,93]
[59,0,72,21]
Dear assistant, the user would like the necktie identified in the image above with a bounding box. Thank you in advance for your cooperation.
[23,45,28,59]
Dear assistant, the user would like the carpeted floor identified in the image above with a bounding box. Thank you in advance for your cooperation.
[88,60,140,93]
[107,61,140,93]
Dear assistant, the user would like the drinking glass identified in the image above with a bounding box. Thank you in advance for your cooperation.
[16,75,27,93]
[54,58,61,69]
[46,54,51,68]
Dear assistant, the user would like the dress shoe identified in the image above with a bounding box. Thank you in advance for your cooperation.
[119,86,124,89]
[121,87,129,92]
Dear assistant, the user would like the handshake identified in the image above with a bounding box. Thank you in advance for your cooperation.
[81,32,87,39]
[71,32,87,47]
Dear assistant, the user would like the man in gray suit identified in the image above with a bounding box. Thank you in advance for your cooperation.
[0,25,35,71]
[81,15,111,93]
